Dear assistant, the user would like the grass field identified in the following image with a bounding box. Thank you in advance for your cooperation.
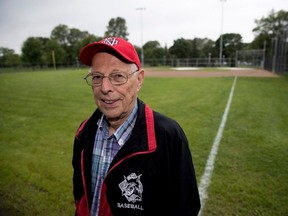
[0,69,287,215]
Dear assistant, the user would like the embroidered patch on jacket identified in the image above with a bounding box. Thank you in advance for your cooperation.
[118,173,143,203]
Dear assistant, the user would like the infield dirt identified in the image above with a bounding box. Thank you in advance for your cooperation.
[144,68,278,78]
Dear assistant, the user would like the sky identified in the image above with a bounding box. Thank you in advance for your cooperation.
[0,0,287,54]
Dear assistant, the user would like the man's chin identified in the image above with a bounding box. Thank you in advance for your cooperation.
[103,112,121,122]
[104,111,128,125]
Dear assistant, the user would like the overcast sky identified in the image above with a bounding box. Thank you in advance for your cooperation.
[0,0,287,54]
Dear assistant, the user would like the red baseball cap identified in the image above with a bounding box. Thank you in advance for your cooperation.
[79,37,141,70]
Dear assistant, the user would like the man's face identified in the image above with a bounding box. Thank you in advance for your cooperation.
[90,52,144,126]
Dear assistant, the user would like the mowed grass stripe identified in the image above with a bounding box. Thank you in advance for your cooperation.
[201,77,288,216]
[0,69,287,215]
[199,76,238,215]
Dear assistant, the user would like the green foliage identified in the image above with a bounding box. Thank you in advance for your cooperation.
[169,37,217,58]
[143,41,161,50]
[19,24,102,67]
[50,24,70,45]
[253,9,288,37]
[250,33,272,56]
[169,38,194,58]
[50,24,99,63]
[0,47,21,67]
[215,33,243,58]
[143,41,165,59]
[43,39,67,64]
[21,37,46,66]
[104,17,129,40]
[251,9,288,50]
[2,9,287,68]
[21,36,68,66]
[197,38,217,58]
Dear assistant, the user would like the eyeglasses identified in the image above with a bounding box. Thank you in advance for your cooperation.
[84,70,139,86]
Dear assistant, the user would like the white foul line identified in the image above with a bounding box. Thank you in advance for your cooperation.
[198,76,238,215]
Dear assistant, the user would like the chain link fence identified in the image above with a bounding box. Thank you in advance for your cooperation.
[1,33,287,74]
[265,32,288,75]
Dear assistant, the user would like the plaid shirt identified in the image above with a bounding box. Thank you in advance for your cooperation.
[90,103,138,216]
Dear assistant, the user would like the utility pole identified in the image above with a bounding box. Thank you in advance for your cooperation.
[136,7,146,66]
[219,0,226,66]
[52,50,56,70]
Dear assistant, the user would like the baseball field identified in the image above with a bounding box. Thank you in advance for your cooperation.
[0,67,287,215]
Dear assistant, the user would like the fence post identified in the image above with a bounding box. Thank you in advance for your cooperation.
[272,37,278,73]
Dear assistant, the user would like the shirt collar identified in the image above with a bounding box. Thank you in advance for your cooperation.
[97,102,138,146]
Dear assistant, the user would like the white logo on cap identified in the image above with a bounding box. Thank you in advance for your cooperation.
[103,37,118,46]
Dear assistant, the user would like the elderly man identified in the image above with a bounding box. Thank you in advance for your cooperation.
[72,37,201,216]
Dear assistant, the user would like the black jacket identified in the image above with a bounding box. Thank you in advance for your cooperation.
[72,99,201,216]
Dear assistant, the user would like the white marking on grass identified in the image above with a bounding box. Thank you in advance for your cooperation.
[198,76,238,215]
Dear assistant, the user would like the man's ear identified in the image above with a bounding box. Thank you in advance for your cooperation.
[137,69,145,91]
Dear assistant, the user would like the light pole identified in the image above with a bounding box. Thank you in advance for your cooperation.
[136,7,146,66]
[219,0,226,66]
[272,37,278,73]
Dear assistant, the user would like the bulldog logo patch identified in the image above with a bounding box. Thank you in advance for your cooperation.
[118,173,143,203]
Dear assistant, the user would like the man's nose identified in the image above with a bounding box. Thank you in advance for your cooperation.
[100,77,113,93]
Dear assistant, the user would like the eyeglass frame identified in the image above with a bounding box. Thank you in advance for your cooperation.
[84,70,139,87]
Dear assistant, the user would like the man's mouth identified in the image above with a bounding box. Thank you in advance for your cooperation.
[103,100,115,104]
[101,99,120,106]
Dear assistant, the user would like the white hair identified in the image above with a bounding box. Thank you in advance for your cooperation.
[130,63,138,72]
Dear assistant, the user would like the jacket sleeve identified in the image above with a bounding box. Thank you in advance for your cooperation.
[173,125,201,215]
[72,120,88,204]
[155,113,201,216]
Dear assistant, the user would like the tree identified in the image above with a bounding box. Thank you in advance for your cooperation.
[50,24,104,64]
[67,28,86,45]
[215,33,243,59]
[0,47,21,67]
[250,33,271,53]
[50,24,70,45]
[134,45,142,61]
[143,41,165,59]
[77,35,102,49]
[3,23,105,67]
[194,38,217,58]
[169,38,217,59]
[253,9,288,38]
[104,17,129,40]
[21,37,46,67]
[43,39,66,65]
[169,38,193,58]
[251,9,288,54]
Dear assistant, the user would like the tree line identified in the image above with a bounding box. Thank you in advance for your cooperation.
[0,9,287,68]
